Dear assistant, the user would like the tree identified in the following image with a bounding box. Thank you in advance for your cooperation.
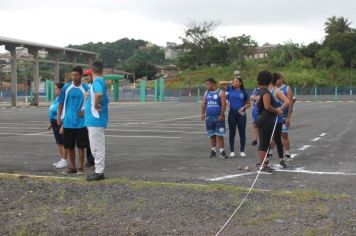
[324,16,352,37]
[119,46,165,80]
[268,41,302,67]
[315,47,344,69]
[226,35,258,66]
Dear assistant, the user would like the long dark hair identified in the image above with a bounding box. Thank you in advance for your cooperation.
[55,82,64,89]
[235,77,245,91]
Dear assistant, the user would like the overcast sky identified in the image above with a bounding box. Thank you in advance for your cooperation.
[0,0,355,48]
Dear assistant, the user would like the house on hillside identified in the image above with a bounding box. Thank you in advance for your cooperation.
[163,42,183,60]
[247,43,279,59]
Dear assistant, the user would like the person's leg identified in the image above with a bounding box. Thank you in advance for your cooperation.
[282,132,290,154]
[258,124,274,172]
[68,148,76,169]
[85,128,95,165]
[252,123,258,145]
[63,128,76,170]
[236,114,247,153]
[210,136,217,149]
[228,111,237,152]
[88,127,106,174]
[217,136,224,150]
[274,124,283,159]
[78,148,85,170]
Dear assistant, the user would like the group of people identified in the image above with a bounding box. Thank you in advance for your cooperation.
[201,70,295,174]
[48,61,109,181]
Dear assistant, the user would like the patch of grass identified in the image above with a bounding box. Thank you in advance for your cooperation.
[303,224,333,236]
[130,197,146,212]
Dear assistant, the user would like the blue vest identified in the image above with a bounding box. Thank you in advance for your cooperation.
[270,87,283,123]
[205,89,222,117]
[280,85,289,118]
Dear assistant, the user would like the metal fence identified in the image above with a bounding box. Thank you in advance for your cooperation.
[1,86,356,104]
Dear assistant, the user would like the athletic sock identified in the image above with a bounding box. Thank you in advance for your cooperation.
[220,148,225,153]
[211,147,217,152]
[285,150,290,155]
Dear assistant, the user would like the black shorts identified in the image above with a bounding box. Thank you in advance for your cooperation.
[63,127,89,149]
[51,120,64,145]
[258,123,274,152]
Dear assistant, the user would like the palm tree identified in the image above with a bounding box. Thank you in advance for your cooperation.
[324,16,352,36]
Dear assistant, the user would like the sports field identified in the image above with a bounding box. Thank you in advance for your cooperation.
[0,101,355,235]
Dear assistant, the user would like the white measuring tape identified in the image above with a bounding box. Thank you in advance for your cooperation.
[215,116,279,236]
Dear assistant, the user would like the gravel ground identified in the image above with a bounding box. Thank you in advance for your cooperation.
[1,174,355,236]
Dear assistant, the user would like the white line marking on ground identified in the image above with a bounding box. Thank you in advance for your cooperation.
[275,169,356,176]
[311,137,321,142]
[290,154,298,159]
[319,133,327,137]
[106,129,205,134]
[298,145,311,151]
[207,172,256,181]
[106,134,181,139]
[0,132,52,136]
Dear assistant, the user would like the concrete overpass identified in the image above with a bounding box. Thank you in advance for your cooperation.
[0,36,98,106]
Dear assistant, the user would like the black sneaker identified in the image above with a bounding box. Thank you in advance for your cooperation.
[258,166,274,174]
[256,160,269,168]
[267,153,273,159]
[279,160,287,168]
[86,173,105,181]
[251,140,258,146]
[220,151,228,159]
[285,154,292,162]
[210,150,217,158]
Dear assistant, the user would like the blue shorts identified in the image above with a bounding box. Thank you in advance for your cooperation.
[282,118,289,133]
[252,109,259,123]
[206,117,225,137]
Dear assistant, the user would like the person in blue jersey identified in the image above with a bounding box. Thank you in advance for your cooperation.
[275,73,295,161]
[85,61,109,181]
[57,66,90,175]
[48,82,68,169]
[255,71,283,174]
[219,73,250,158]
[83,68,95,168]
[266,73,291,169]
[250,87,260,146]
[201,78,227,159]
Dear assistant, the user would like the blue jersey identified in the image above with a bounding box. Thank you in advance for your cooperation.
[48,97,59,121]
[251,87,260,109]
[58,82,89,129]
[270,87,283,124]
[280,84,290,118]
[85,77,109,128]
[205,89,223,117]
[226,86,249,110]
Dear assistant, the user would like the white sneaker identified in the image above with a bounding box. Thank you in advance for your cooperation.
[229,152,235,158]
[55,160,68,169]
[53,161,60,167]
[239,152,247,158]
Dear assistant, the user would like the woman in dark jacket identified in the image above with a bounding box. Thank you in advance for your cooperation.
[255,71,283,174]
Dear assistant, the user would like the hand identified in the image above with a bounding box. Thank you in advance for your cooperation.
[57,118,62,126]
[95,104,102,112]
[201,113,206,121]
[78,111,84,117]
[47,124,52,130]
[218,114,225,121]
[59,126,64,135]
[276,108,283,116]
[285,118,291,127]
[238,107,246,115]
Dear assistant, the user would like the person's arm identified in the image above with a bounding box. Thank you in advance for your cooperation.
[276,89,290,112]
[241,91,251,110]
[95,93,103,111]
[263,93,282,116]
[285,86,294,126]
[47,123,52,130]
[219,91,226,121]
[57,103,63,125]
[57,86,65,125]
[201,93,207,120]
[219,81,232,91]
